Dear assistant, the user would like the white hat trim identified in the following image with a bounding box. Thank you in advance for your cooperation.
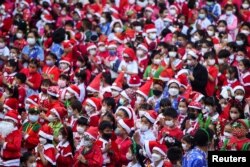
[138,44,148,52]
[153,147,166,156]
[143,112,155,124]
[39,130,53,140]
[136,90,148,100]
[120,91,131,102]
[118,119,131,134]
[4,116,18,123]
[86,99,97,110]
[146,28,157,33]
[67,87,80,99]
[116,106,132,119]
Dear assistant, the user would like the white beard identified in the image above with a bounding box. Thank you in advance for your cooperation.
[0,121,15,138]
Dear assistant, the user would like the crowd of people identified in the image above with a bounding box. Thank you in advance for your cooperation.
[0,0,250,166]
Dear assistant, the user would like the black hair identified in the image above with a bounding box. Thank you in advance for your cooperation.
[70,100,82,113]
[194,128,214,147]
[77,56,92,70]
[150,50,161,61]
[98,120,113,132]
[168,45,178,52]
[182,134,195,149]
[59,74,70,81]
[236,33,248,46]
[52,28,66,43]
[130,140,145,167]
[102,97,116,113]
[228,66,239,80]
[29,58,40,68]
[41,79,52,86]
[102,70,112,85]
[241,59,250,69]
[158,42,169,49]
[60,126,75,155]
[167,146,183,165]
[5,85,19,99]
[205,96,222,114]
[218,49,230,58]
[162,107,178,118]
[139,103,153,110]
[75,70,87,83]
[227,42,237,52]
[204,51,215,59]
[160,98,172,108]
[6,59,18,72]
[103,12,112,23]
[77,117,89,126]
[47,52,58,61]
[65,20,74,27]
[20,151,33,164]
[102,112,117,130]
[15,72,26,84]
[28,30,39,39]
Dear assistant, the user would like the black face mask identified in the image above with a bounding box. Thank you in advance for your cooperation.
[188,113,196,120]
[153,90,163,97]
[102,133,112,141]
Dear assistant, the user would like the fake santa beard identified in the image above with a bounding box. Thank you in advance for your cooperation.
[0,121,15,138]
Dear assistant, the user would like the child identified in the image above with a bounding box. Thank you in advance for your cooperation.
[75,117,89,149]
[14,72,27,110]
[126,140,145,167]
[20,152,36,167]
[65,99,82,132]
[181,134,195,153]
[39,79,52,112]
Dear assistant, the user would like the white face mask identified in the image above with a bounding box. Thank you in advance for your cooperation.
[77,126,85,134]
[226,10,233,16]
[101,106,107,115]
[65,92,73,100]
[47,115,56,122]
[207,30,214,36]
[218,27,226,32]
[240,30,249,36]
[59,63,69,70]
[85,106,93,115]
[236,40,244,46]
[27,38,36,45]
[126,152,133,160]
[68,107,73,116]
[165,120,174,127]
[136,49,144,56]
[27,163,37,167]
[151,153,162,162]
[114,27,122,33]
[140,123,149,132]
[169,51,177,58]
[236,55,244,62]
[149,33,157,40]
[230,113,239,120]
[208,59,215,66]
[16,32,23,39]
[89,49,96,56]
[168,88,179,96]
[112,91,119,97]
[242,3,250,9]
[29,114,39,123]
[25,103,30,111]
[135,26,142,32]
[100,17,106,24]
[99,46,106,52]
[39,137,47,144]
[169,9,176,16]
[136,96,144,104]
[153,58,161,65]
[178,107,187,114]
[182,143,188,151]
[235,95,244,101]
[58,134,63,141]
[218,58,224,64]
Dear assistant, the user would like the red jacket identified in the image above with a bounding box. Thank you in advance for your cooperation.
[35,144,56,167]
[42,65,60,83]
[0,128,22,166]
[56,141,74,167]
[18,84,27,108]
[89,114,100,127]
[20,68,42,91]
[206,65,218,96]
[22,121,41,151]
[158,126,183,142]
[115,137,131,166]
[73,144,103,167]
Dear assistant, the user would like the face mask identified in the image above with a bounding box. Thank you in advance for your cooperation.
[168,88,179,96]
[236,40,244,46]
[58,80,67,88]
[169,51,177,58]
[58,134,63,141]
[99,46,106,52]
[235,95,244,102]
[188,112,196,119]
[169,9,176,16]
[102,133,112,140]
[39,137,47,144]
[85,106,93,115]
[224,132,232,138]
[16,33,23,39]
[240,30,249,36]
[89,49,96,56]
[114,27,122,33]
[149,33,157,40]
[182,143,188,151]
[126,152,133,160]
[201,48,209,54]
[136,50,144,56]
[153,59,161,65]
[178,107,187,114]
[86,13,93,20]
[207,30,214,36]
[136,96,144,104]
[119,98,125,105]
[242,3,250,9]
[47,115,56,122]
[101,106,107,115]
[77,126,85,134]
[27,163,37,167]
[135,26,142,32]
[61,10,67,15]
[25,104,30,111]
[218,58,224,64]
[83,139,92,147]
[199,13,205,19]
[68,107,73,116]
[165,120,174,127]
[115,128,122,136]
[153,89,162,97]
[138,110,146,118]
[100,17,106,24]
[59,63,68,70]
[187,60,192,66]
[140,124,149,132]
[151,153,162,162]
[208,59,215,66]
[232,128,246,138]
[218,27,226,32]
[112,91,119,97]
[226,11,233,16]
[230,113,238,120]
[46,60,54,66]
[29,114,39,123]
[27,38,36,45]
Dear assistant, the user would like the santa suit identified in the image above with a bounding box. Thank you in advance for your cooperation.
[65,116,78,132]
[18,84,27,108]
[3,72,17,85]
[89,54,102,75]
[158,126,183,143]
[183,119,199,136]
[22,121,41,151]
[98,50,109,59]
[56,141,73,167]
[35,143,56,167]
[115,136,132,166]
[0,127,22,167]
[73,144,103,167]
[42,65,60,83]
[89,113,100,127]
[227,136,250,151]
[144,37,159,51]
[96,137,121,167]
[138,56,149,78]
[223,79,240,88]
[205,65,218,97]
[240,70,250,97]
[177,114,187,128]
[39,93,50,110]
[138,129,156,146]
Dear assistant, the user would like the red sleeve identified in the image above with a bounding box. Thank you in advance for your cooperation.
[31,73,42,90]
[210,67,218,80]
[87,146,103,167]
[4,131,22,152]
[57,155,73,166]
[18,87,26,104]
[25,132,39,148]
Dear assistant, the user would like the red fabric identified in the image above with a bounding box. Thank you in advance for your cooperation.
[42,65,60,82]
[18,84,27,108]
[115,137,132,166]
[158,126,183,142]
[36,145,56,167]
[89,115,100,127]
[56,142,74,167]
[206,66,219,96]
[223,79,241,88]
[227,136,250,151]
[138,57,149,78]
[20,68,42,90]
[73,144,103,167]
[23,122,41,150]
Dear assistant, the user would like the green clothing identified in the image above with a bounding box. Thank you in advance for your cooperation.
[23,122,41,133]
[143,65,164,79]
[48,122,63,137]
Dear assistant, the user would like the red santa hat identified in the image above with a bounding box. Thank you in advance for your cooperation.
[152,144,167,156]
[128,75,141,87]
[47,86,59,98]
[145,5,154,13]
[4,110,20,124]
[111,72,124,91]
[176,69,189,77]
[190,91,205,102]
[233,85,245,93]
[169,5,180,14]
[172,59,183,71]
[125,28,136,40]
[41,14,55,23]
[59,57,71,66]
[86,97,101,111]
[62,40,74,49]
[87,43,97,51]
[1,3,13,13]
[85,126,99,140]
[143,110,158,124]
[120,89,135,103]
[118,118,134,134]
[177,74,188,89]
[107,41,118,49]
[113,33,124,44]
[136,79,153,99]
[167,79,181,88]
[3,98,18,111]
[38,124,54,141]
[110,19,123,30]
[159,69,174,82]
[123,47,136,60]
[188,101,202,110]
[50,107,67,121]
[87,73,102,93]
[26,95,39,105]
[220,86,234,99]
[75,32,85,42]
[67,85,80,100]
[109,6,119,14]
[144,141,160,157]
[116,106,133,119]
[144,24,157,34]
[187,49,199,59]
[98,35,108,46]
[137,43,148,52]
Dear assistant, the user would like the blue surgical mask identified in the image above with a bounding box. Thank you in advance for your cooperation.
[109,50,117,56]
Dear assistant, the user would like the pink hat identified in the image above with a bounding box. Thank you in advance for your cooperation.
[4,110,20,124]
[26,95,39,105]
[118,118,134,134]
[50,107,67,121]
[143,110,158,124]
[85,126,99,140]
[39,124,54,140]
[86,97,102,111]
[4,98,18,111]
[47,86,60,98]
[67,85,80,100]
[116,106,133,119]
[188,101,202,110]
[128,75,141,87]
[136,79,153,99]
[111,72,124,91]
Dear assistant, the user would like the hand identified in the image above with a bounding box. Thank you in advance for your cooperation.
[37,144,44,153]
[77,154,86,163]
[40,112,47,119]
[196,23,201,30]
[22,131,26,138]
[133,131,141,144]
[104,142,111,152]
[42,73,49,79]
[121,65,127,72]
[0,137,5,146]
[188,74,194,81]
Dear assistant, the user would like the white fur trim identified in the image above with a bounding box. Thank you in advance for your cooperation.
[4,116,18,123]
[86,99,97,110]
[44,154,56,166]
[143,112,155,124]
[0,158,20,166]
[50,108,60,120]
[108,44,117,49]
[111,85,122,92]
[3,105,12,111]
[144,141,151,157]
[138,44,148,52]
[118,119,131,134]
[233,85,245,93]
[86,86,99,93]
[128,82,141,87]
[47,90,59,98]
[195,94,204,102]
[41,15,55,23]
[120,91,131,102]
[188,105,201,110]
[152,147,166,156]
[136,90,148,100]
[167,79,180,87]
[59,60,70,65]
[159,76,170,82]
[84,132,96,140]
[146,28,157,33]
[87,45,97,51]
[3,142,7,149]
[116,106,132,119]
[24,134,29,140]
[67,87,80,99]
[26,98,38,105]
[39,131,53,140]
[187,50,198,59]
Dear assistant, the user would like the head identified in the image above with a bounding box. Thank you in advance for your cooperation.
[239,59,250,73]
[58,74,69,89]
[198,8,207,20]
[232,120,249,139]
[28,59,39,74]
[188,106,201,120]
[217,20,227,33]
[168,82,180,97]
[28,107,40,123]
[152,80,164,97]
[45,52,57,67]
[14,72,27,85]
[68,99,82,118]
[140,115,153,132]
[181,135,194,151]
[58,126,75,154]
[20,152,36,167]
[41,79,52,94]
[5,59,18,74]
[194,128,214,148]
[27,31,38,46]
[167,147,183,165]
[229,103,244,121]
[98,121,113,141]
[218,49,230,65]
[187,52,198,67]
[178,98,188,115]
[101,97,116,115]
[76,117,89,135]
[162,108,178,128]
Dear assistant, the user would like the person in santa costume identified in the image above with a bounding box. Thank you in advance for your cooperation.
[56,125,75,167]
[64,84,81,107]
[177,98,188,128]
[84,97,101,127]
[74,56,92,85]
[75,117,89,150]
[38,79,52,112]
[2,86,19,113]
[96,121,121,167]
[22,105,41,152]
[2,59,18,86]
[14,72,28,110]
[96,35,109,59]
[0,110,22,167]
[74,126,103,167]
[86,72,102,98]
[143,24,159,51]
[135,79,153,110]
[87,43,102,75]
[136,43,149,78]
[99,70,112,100]
[58,57,74,81]
[111,72,124,103]
[115,118,133,166]
[150,143,169,167]
[73,71,86,103]
[35,124,57,167]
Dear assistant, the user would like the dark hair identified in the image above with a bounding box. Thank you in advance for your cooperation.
[29,59,40,68]
[204,51,215,59]
[60,126,75,155]
[70,100,82,113]
[182,134,195,149]
[194,128,214,147]
[77,117,89,126]
[77,56,92,70]
[41,79,52,86]
[15,72,26,84]
[75,70,87,83]
[160,98,172,108]
[102,97,116,113]
[228,66,239,80]
[162,107,178,118]
[102,71,112,85]
[102,112,117,130]
[227,42,237,52]
[139,103,153,110]
[65,20,74,27]
[218,49,230,58]
[241,59,250,69]
[59,74,70,81]
[167,146,183,165]
[7,59,18,71]
[130,140,145,167]
[98,120,113,132]
[236,33,248,46]
[5,85,19,99]
[20,152,33,164]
